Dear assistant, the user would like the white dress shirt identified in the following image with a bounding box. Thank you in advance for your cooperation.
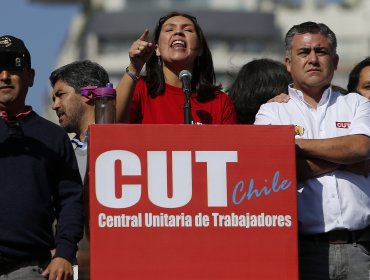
[255,85,370,234]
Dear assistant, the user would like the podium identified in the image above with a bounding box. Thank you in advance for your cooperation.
[88,124,298,279]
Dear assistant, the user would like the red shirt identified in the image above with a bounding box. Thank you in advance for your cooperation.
[129,79,238,124]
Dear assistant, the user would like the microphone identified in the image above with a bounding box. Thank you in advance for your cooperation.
[179,70,192,124]
[179,70,192,96]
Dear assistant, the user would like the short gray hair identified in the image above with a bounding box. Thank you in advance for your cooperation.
[285,21,337,59]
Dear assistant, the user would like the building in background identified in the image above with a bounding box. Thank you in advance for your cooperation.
[35,0,370,122]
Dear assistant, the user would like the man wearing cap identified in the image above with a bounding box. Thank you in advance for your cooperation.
[0,35,83,280]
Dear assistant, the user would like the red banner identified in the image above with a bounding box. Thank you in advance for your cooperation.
[89,124,298,279]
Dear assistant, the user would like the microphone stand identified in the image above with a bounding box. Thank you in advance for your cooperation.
[179,70,193,124]
[183,91,192,124]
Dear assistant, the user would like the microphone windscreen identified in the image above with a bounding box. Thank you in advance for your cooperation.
[179,70,192,81]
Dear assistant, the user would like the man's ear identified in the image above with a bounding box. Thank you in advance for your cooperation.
[333,54,339,71]
[285,56,292,73]
[85,96,95,106]
[28,68,35,87]
[79,92,93,104]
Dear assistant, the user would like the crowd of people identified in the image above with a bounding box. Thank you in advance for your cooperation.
[1,11,369,280]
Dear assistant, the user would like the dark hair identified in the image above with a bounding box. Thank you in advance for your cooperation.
[228,58,292,124]
[145,11,220,102]
[285,21,337,59]
[347,57,370,93]
[49,60,110,93]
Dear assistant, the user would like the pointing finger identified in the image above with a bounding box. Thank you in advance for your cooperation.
[139,28,149,42]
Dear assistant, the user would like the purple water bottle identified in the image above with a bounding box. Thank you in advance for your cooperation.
[94,83,116,124]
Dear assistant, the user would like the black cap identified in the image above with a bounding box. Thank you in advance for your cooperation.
[0,35,31,69]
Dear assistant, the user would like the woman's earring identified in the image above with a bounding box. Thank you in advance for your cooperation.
[157,56,162,67]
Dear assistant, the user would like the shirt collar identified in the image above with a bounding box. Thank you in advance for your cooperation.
[71,130,89,150]
[288,84,331,107]
[0,106,33,122]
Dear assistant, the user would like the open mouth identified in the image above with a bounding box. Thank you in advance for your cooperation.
[171,40,186,49]
[56,111,65,122]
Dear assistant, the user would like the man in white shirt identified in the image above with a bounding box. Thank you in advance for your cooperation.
[50,60,110,280]
[50,60,110,180]
[255,21,370,280]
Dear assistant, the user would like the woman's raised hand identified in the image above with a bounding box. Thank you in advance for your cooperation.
[128,29,155,73]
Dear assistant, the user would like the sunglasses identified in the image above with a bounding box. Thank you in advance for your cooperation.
[0,52,29,71]
[158,13,197,26]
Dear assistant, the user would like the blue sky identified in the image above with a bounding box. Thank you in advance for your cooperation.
[1,0,80,115]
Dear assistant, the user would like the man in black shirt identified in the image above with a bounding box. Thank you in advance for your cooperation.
[0,35,83,280]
